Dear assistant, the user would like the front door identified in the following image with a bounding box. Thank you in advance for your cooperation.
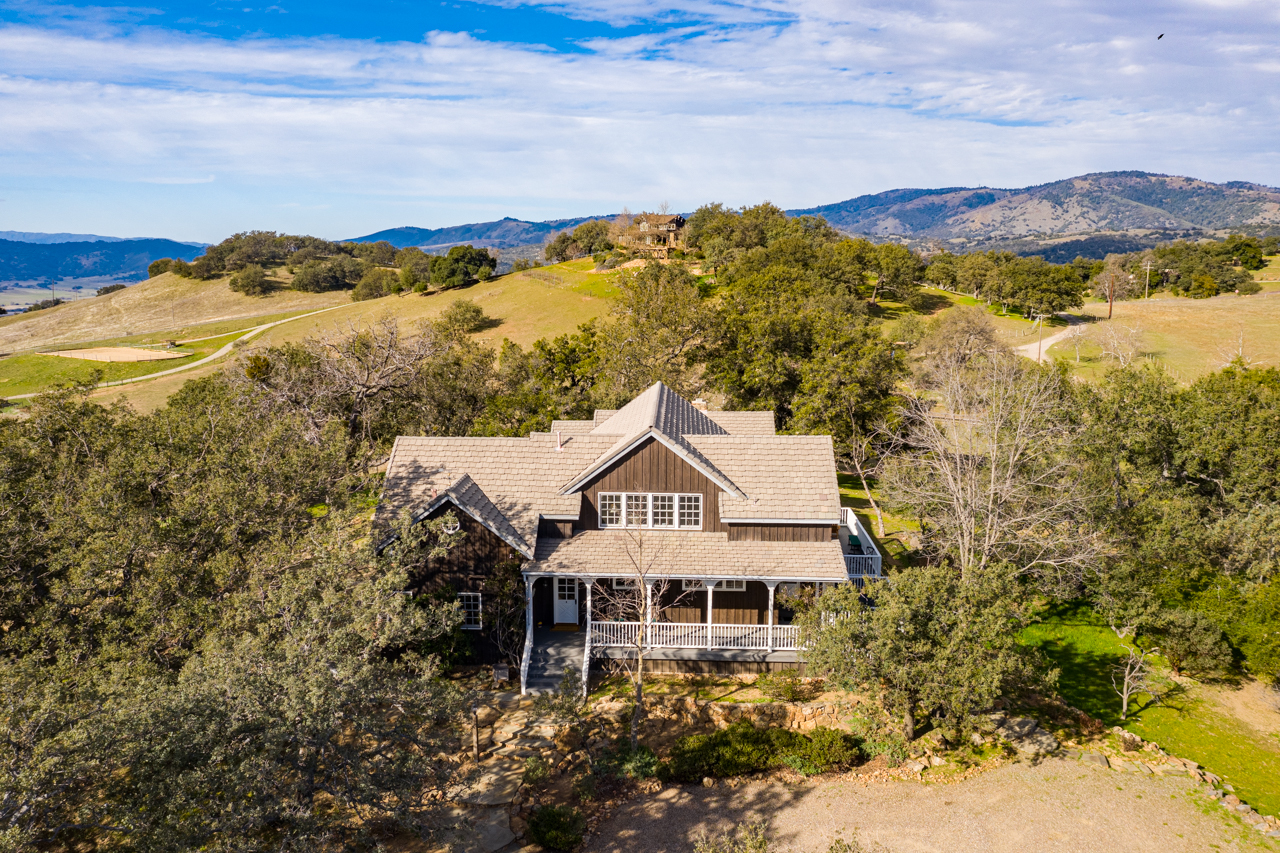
[554,578,579,625]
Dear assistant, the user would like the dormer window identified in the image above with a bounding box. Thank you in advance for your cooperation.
[599,492,702,530]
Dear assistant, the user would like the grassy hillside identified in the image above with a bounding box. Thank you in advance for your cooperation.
[74,263,617,412]
[1048,293,1280,382]
[0,272,346,354]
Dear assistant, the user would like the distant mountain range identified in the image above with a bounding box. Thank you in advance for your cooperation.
[789,171,1280,242]
[344,215,610,251]
[6,172,1280,288]
[0,238,206,284]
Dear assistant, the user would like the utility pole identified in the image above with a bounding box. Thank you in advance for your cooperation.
[1141,259,1154,299]
[1036,314,1046,362]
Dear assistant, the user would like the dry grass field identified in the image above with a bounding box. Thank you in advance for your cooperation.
[1050,292,1280,382]
[0,272,346,354]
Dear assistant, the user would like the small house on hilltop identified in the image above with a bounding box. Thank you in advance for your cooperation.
[375,382,882,693]
[619,213,687,259]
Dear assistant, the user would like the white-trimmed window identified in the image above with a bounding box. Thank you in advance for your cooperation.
[681,579,747,591]
[612,577,639,589]
[458,592,482,630]
[651,494,675,527]
[679,495,702,528]
[599,493,623,527]
[598,492,703,530]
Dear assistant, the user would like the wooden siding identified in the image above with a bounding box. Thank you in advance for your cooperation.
[578,437,724,533]
[727,524,834,543]
[538,518,573,539]
[590,580,787,626]
[411,504,520,594]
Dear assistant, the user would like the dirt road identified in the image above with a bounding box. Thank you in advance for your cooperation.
[586,758,1261,853]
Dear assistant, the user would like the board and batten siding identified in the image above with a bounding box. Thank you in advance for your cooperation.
[411,503,520,594]
[578,437,726,533]
[727,523,834,543]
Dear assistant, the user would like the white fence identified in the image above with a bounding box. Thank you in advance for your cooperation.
[590,621,801,651]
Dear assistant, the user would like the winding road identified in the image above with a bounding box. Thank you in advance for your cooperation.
[1013,313,1084,363]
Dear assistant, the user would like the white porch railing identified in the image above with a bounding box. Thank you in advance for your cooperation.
[840,507,883,579]
[591,621,801,651]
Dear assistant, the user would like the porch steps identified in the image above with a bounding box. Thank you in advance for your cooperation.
[524,626,586,694]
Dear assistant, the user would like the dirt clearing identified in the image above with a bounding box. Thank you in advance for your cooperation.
[45,347,188,362]
[586,759,1265,853]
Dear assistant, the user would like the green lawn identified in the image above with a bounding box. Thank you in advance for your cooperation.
[0,332,243,398]
[1022,602,1280,816]
[836,472,917,567]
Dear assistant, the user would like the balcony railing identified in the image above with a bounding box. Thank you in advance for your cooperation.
[840,507,883,580]
[590,621,801,651]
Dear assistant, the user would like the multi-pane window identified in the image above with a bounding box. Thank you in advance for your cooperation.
[651,494,675,527]
[683,579,746,591]
[599,493,623,527]
[458,592,482,630]
[679,494,702,529]
[598,492,703,530]
[626,494,649,527]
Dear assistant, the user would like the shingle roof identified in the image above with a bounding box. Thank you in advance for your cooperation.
[564,383,741,496]
[377,433,620,545]
[689,435,843,521]
[528,530,848,581]
[704,410,776,436]
[378,382,845,581]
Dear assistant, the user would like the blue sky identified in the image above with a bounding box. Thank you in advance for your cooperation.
[2,0,1279,242]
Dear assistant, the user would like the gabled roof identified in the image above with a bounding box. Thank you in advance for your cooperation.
[412,473,533,558]
[560,383,742,497]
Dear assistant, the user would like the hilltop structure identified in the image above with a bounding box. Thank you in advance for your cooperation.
[376,382,882,693]
[618,213,687,259]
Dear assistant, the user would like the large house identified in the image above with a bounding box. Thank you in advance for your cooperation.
[376,382,882,693]
[618,213,687,259]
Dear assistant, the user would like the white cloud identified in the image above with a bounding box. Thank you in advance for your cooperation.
[1,0,1279,238]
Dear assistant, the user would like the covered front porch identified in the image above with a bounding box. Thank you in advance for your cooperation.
[519,575,820,694]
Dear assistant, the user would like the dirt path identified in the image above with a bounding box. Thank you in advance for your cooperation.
[1013,313,1083,364]
[586,759,1263,853]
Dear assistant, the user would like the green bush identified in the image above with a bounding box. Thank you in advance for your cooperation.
[659,721,861,782]
[148,258,173,277]
[522,755,551,789]
[229,263,270,296]
[596,743,659,780]
[754,670,810,701]
[528,805,585,851]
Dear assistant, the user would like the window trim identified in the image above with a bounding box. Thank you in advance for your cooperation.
[458,592,483,630]
[598,492,703,530]
[682,579,747,591]
[612,577,639,589]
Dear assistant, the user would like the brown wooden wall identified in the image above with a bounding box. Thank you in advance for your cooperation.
[651,580,782,625]
[578,437,724,532]
[727,524,835,542]
[411,503,520,595]
[538,518,573,539]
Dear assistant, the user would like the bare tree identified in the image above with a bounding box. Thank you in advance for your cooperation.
[591,528,691,751]
[658,201,671,215]
[1063,323,1088,363]
[1214,322,1263,369]
[882,351,1108,591]
[1112,644,1162,721]
[1091,322,1143,368]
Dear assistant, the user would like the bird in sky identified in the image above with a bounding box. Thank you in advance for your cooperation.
[1158,33,1164,39]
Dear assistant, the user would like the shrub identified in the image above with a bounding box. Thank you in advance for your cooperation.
[25,298,64,312]
[96,284,127,296]
[695,823,770,853]
[351,268,397,302]
[660,721,860,782]
[229,264,270,296]
[596,743,659,780]
[439,299,492,334]
[755,670,810,701]
[148,258,173,277]
[528,805,585,851]
[1151,609,1232,676]
[170,259,193,278]
[522,755,550,789]
[847,715,908,765]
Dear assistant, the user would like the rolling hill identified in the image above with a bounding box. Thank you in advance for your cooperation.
[789,172,1280,242]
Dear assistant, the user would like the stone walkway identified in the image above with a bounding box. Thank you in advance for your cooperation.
[435,692,568,853]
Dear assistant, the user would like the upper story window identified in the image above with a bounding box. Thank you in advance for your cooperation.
[599,492,702,530]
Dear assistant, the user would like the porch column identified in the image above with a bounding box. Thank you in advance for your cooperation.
[705,580,715,650]
[520,575,535,695]
[765,581,779,653]
[581,578,594,699]
[643,580,653,650]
